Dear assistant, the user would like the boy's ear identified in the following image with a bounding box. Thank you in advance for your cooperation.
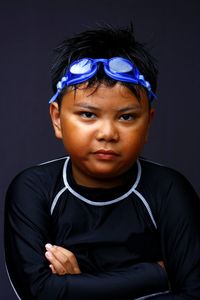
[145,108,155,143]
[49,102,63,139]
[149,108,155,123]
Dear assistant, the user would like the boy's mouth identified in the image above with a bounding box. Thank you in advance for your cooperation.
[92,149,119,160]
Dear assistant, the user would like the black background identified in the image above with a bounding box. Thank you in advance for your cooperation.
[1,0,200,298]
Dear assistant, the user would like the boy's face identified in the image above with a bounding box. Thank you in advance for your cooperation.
[50,83,154,188]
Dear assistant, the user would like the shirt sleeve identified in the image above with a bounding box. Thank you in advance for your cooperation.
[150,171,200,299]
[4,169,169,300]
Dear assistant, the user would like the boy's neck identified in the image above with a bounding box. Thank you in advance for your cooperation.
[71,162,136,189]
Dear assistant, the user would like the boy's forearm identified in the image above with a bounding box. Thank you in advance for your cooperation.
[35,263,168,300]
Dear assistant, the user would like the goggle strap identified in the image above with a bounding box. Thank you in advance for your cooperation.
[49,91,60,103]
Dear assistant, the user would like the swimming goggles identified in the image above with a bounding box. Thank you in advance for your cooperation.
[49,57,156,103]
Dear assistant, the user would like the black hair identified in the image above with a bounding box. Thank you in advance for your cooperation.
[50,24,158,106]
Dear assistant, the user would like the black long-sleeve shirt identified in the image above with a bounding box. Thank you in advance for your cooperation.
[4,157,200,299]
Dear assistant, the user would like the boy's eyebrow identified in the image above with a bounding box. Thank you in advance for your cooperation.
[117,105,141,112]
[74,103,141,111]
[74,103,101,111]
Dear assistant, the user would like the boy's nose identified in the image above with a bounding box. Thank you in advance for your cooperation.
[96,120,119,142]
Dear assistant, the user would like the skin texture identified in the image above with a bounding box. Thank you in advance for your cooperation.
[47,83,156,275]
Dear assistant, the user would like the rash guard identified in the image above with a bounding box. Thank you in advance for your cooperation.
[4,157,200,299]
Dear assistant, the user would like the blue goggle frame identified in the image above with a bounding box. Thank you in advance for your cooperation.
[49,57,156,103]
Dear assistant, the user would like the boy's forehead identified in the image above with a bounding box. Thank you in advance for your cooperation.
[62,83,149,109]
[66,83,135,100]
[69,82,140,98]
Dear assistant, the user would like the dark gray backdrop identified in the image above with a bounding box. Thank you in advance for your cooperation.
[1,0,200,298]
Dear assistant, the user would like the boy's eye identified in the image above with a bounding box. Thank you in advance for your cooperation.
[119,114,135,121]
[80,112,96,119]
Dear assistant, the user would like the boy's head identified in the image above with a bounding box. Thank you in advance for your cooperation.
[50,25,157,107]
[50,25,157,188]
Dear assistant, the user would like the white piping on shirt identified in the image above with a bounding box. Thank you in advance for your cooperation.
[50,157,157,229]
[139,157,164,167]
[5,262,22,300]
[50,186,67,215]
[135,290,170,299]
[133,189,157,229]
[62,157,141,206]
[39,156,67,165]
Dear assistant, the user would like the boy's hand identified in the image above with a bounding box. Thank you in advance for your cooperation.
[45,243,81,275]
[157,261,165,270]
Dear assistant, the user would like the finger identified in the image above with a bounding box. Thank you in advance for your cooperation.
[45,244,81,274]
[53,246,81,273]
[45,251,69,275]
[49,264,57,274]
[45,248,75,274]
[45,244,72,274]
[157,261,165,270]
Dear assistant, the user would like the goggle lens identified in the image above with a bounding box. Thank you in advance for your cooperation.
[70,58,92,74]
[108,57,133,73]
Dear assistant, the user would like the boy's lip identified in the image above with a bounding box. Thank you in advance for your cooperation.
[93,149,119,155]
[92,149,119,160]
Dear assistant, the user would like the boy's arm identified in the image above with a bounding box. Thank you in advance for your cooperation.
[147,173,200,299]
[4,170,168,300]
[44,243,165,277]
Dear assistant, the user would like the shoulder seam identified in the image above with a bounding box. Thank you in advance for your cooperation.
[139,157,164,167]
[38,156,68,166]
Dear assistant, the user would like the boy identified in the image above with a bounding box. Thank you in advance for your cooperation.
[4,25,200,299]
